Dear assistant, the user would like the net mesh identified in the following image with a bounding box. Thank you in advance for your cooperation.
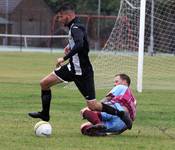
[93,0,175,90]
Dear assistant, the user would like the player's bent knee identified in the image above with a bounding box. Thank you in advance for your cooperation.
[80,122,92,135]
[40,78,50,90]
[40,79,46,88]
[80,107,90,116]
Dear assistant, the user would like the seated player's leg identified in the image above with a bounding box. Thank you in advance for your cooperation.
[81,122,92,135]
[80,107,90,116]
[86,100,132,129]
[113,103,132,129]
[80,107,102,125]
[101,103,130,133]
[81,122,107,136]
[101,112,127,134]
[100,102,133,129]
[80,105,128,135]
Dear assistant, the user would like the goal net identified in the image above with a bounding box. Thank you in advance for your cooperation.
[93,0,175,91]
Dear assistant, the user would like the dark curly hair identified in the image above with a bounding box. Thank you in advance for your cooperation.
[56,2,76,13]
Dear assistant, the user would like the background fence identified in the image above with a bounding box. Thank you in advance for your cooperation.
[0,0,116,50]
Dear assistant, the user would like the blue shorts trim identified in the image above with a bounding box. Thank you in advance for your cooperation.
[101,103,127,132]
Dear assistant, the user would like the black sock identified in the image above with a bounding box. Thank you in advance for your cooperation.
[101,103,123,117]
[41,90,52,115]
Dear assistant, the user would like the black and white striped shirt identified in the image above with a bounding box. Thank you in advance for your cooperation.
[63,17,93,76]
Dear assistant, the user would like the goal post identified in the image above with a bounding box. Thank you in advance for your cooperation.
[137,0,146,92]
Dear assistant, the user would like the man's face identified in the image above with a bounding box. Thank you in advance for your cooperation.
[114,76,128,86]
[57,11,70,26]
[114,76,122,86]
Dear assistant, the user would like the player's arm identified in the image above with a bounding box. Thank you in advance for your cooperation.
[56,44,70,67]
[64,44,71,55]
[56,26,84,66]
[100,88,116,103]
[63,26,84,61]
[100,96,112,103]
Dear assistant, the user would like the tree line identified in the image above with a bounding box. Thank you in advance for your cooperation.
[44,0,120,15]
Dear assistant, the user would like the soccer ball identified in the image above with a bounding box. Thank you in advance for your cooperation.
[34,121,52,137]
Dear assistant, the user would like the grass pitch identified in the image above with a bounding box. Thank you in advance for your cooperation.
[0,52,174,150]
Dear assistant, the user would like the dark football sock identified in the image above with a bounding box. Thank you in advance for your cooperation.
[41,90,51,115]
[83,110,101,125]
[101,103,123,117]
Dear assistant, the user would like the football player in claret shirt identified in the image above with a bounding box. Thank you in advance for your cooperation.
[81,74,137,136]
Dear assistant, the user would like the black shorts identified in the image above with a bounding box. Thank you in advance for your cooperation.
[54,65,95,100]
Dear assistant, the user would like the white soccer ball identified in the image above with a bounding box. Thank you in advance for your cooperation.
[34,121,52,137]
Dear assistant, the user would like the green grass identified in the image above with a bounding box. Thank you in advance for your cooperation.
[0,52,175,150]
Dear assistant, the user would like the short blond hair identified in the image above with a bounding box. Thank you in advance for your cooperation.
[115,73,131,86]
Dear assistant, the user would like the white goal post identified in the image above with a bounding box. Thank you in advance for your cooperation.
[137,0,146,92]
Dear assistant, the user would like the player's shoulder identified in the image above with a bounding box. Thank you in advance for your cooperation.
[109,84,128,96]
[114,84,128,90]
[71,21,85,31]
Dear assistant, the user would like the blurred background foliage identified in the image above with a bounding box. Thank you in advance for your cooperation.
[44,0,120,15]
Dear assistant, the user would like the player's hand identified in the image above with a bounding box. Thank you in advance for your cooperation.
[56,57,64,68]
[64,47,70,55]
